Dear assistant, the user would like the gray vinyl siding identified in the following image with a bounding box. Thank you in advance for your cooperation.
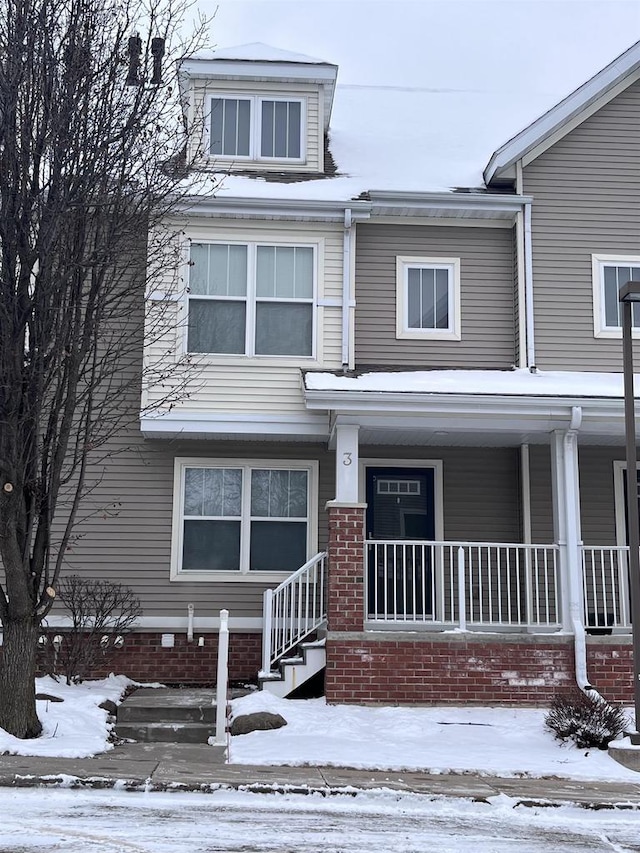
[529,444,622,545]
[354,223,515,369]
[362,446,521,542]
[56,426,334,620]
[47,442,523,622]
[523,78,640,371]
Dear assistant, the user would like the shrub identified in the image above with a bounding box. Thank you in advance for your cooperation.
[44,575,142,684]
[545,688,629,750]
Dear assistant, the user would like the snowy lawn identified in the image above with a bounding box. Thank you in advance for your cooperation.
[0,675,132,758]
[228,691,640,782]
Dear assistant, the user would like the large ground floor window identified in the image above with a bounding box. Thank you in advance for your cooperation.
[171,458,318,581]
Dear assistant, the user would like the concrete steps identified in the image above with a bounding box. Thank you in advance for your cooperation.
[115,688,218,744]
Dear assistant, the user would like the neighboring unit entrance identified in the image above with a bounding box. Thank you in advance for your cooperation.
[365,467,436,621]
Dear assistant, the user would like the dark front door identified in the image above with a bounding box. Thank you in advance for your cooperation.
[365,467,436,620]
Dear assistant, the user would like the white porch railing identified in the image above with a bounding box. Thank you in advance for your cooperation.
[262,552,327,672]
[581,546,631,631]
[365,541,560,629]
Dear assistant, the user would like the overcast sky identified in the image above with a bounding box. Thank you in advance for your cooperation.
[193,0,640,105]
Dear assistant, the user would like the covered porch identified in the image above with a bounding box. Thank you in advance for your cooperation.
[284,369,638,702]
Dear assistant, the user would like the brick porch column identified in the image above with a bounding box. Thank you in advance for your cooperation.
[326,501,367,633]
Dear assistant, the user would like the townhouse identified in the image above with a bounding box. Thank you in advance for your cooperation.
[55,40,640,704]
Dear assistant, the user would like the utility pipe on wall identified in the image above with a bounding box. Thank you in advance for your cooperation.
[341,208,353,370]
[523,201,536,371]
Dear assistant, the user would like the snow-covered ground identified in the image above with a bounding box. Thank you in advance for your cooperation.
[1,677,638,784]
[0,675,132,758]
[228,692,640,783]
[1,787,639,853]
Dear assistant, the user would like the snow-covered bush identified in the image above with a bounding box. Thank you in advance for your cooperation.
[545,689,629,750]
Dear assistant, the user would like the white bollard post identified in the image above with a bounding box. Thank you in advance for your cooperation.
[213,609,230,747]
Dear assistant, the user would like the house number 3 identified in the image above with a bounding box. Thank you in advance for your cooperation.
[342,452,353,466]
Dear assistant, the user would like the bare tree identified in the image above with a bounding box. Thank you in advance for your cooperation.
[0,0,210,737]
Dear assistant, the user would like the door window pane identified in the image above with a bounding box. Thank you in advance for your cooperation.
[188,299,246,354]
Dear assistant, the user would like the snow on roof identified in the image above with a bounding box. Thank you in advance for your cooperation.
[184,83,560,203]
[304,368,637,399]
[192,42,332,65]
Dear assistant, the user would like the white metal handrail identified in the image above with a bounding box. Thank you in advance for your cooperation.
[365,540,560,629]
[262,551,327,673]
[581,545,631,630]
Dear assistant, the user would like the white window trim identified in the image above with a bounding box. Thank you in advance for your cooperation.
[395,256,461,341]
[592,254,640,339]
[205,94,306,164]
[171,458,319,582]
[184,238,319,361]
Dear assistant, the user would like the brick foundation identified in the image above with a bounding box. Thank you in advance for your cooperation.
[325,633,634,705]
[33,631,262,684]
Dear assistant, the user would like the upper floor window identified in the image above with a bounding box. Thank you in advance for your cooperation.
[592,254,640,337]
[208,95,305,162]
[396,256,461,341]
[187,241,315,358]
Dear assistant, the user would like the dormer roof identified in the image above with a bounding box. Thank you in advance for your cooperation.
[180,42,339,130]
[192,42,330,65]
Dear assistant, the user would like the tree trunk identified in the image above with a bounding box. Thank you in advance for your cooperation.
[0,617,42,738]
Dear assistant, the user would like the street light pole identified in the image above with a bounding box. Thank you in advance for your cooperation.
[619,283,640,743]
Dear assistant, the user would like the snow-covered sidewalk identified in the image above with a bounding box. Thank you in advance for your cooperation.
[0,677,638,784]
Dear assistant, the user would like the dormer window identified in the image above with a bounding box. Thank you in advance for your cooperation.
[209,95,305,162]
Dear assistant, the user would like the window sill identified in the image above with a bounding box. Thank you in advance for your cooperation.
[171,570,291,583]
[594,328,640,339]
[396,330,462,342]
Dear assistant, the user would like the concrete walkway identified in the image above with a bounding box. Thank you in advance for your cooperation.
[1,742,640,808]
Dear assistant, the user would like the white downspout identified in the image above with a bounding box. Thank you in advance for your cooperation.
[341,208,352,370]
[563,406,601,698]
[523,200,536,372]
[516,161,536,371]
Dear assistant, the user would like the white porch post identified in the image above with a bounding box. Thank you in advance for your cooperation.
[551,430,570,630]
[334,424,360,503]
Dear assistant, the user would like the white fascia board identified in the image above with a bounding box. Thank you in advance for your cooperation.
[140,411,329,439]
[368,191,531,218]
[41,615,263,632]
[485,42,640,184]
[179,58,338,84]
[304,388,629,419]
[176,196,372,223]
